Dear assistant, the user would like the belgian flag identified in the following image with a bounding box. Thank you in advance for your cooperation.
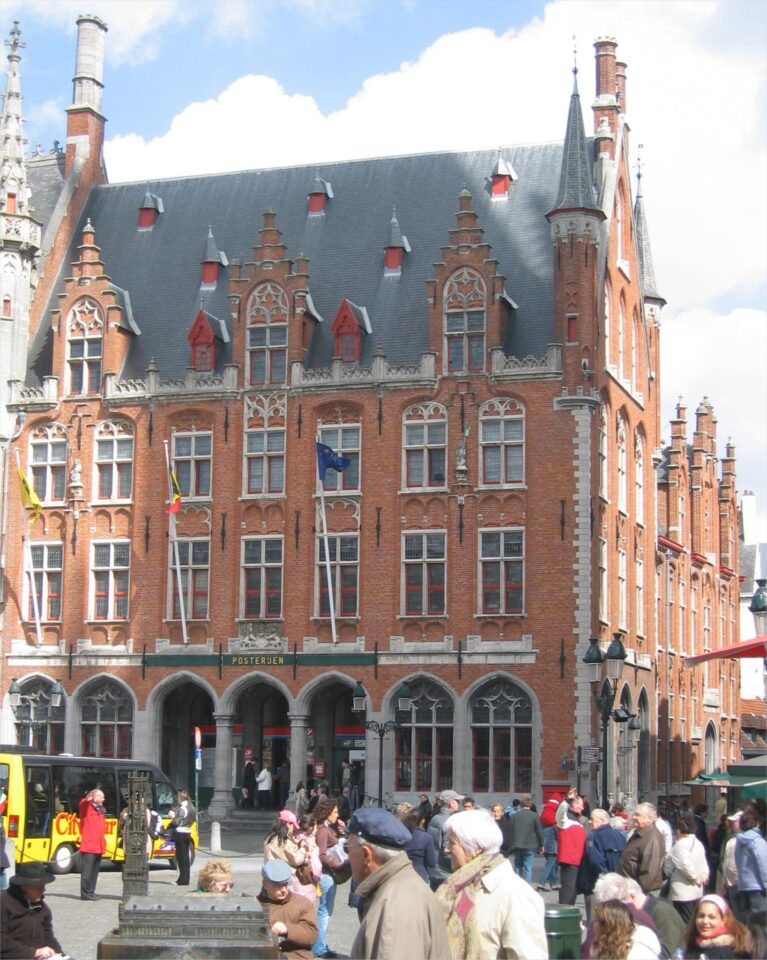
[167,469,182,514]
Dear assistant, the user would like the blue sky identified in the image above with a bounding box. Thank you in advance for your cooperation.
[3,0,767,539]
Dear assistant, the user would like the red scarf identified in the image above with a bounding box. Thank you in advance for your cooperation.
[695,922,730,945]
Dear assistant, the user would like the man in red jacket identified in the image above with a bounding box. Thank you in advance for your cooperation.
[556,788,587,905]
[78,788,107,900]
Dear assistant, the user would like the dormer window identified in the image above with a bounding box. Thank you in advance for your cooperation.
[67,297,104,395]
[444,268,486,373]
[490,155,518,201]
[331,299,371,363]
[384,209,411,276]
[308,171,333,215]
[138,190,164,229]
[200,226,228,287]
[188,307,229,373]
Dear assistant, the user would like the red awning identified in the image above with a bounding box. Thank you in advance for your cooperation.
[683,635,767,667]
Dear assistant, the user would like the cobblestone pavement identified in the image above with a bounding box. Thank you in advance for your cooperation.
[35,815,579,959]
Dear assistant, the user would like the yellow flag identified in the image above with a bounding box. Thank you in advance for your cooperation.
[18,468,42,522]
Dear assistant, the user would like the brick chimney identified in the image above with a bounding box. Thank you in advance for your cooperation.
[65,15,108,180]
[592,37,619,158]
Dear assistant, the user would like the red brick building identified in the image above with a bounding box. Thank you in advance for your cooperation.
[0,20,739,825]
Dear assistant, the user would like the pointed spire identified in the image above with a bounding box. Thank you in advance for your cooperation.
[633,156,665,305]
[551,64,600,213]
[1,21,31,215]
[388,207,404,248]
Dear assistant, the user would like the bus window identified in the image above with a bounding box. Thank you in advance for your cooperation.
[117,769,152,812]
[155,780,176,814]
[25,767,52,837]
[56,764,119,818]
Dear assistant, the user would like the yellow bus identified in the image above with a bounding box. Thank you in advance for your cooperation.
[0,747,198,874]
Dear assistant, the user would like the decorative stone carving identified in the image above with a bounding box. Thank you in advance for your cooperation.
[237,621,284,650]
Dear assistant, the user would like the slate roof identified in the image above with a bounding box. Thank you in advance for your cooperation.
[26,151,65,228]
[634,174,664,303]
[25,141,584,384]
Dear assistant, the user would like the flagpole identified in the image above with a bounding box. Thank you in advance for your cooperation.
[316,437,339,644]
[14,449,43,646]
[163,440,189,645]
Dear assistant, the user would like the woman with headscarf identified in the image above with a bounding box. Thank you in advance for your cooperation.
[435,809,547,960]
[682,894,749,959]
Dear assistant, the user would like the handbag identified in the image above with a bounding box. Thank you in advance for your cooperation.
[330,860,352,886]
[296,862,314,886]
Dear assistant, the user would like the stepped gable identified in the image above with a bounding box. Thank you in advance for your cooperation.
[26,144,570,386]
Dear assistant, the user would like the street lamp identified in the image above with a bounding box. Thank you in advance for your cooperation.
[583,634,631,809]
[749,579,767,636]
[352,680,412,807]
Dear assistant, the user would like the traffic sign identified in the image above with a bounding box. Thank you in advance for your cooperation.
[194,726,201,749]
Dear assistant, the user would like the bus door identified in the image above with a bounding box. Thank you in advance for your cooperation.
[21,765,53,864]
[53,762,121,861]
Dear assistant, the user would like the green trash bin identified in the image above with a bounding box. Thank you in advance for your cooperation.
[545,906,582,959]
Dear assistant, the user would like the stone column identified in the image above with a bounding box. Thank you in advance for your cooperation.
[207,713,235,821]
[288,713,309,808]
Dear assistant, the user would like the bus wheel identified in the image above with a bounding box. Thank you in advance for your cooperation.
[50,844,76,875]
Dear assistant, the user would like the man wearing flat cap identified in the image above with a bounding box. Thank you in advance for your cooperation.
[348,808,449,960]
[0,862,65,959]
[257,858,318,960]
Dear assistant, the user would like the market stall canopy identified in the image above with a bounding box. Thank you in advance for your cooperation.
[682,635,767,667]
[685,755,767,797]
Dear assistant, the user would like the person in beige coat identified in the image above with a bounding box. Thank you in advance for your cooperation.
[347,808,449,960]
[663,812,709,925]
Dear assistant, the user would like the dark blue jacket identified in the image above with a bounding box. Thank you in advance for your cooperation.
[405,826,438,883]
[578,823,627,894]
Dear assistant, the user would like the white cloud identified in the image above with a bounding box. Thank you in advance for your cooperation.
[25,97,64,140]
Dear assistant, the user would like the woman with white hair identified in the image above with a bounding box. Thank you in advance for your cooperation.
[435,809,547,960]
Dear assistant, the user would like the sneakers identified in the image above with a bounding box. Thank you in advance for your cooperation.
[536,883,549,891]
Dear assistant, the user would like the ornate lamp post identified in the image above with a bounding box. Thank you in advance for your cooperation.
[352,680,412,807]
[583,635,632,809]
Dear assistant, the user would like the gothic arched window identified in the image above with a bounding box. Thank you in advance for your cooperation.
[443,268,486,373]
[67,298,103,395]
[11,678,65,753]
[247,282,288,385]
[394,680,454,792]
[80,680,133,758]
[470,678,532,793]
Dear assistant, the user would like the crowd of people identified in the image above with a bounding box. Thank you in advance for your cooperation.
[1,780,766,960]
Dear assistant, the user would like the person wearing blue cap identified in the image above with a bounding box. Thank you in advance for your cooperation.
[347,807,449,960]
[258,858,318,960]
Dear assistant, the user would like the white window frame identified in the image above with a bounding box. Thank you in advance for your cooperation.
[617,547,627,630]
[169,538,210,621]
[402,403,447,491]
[599,408,608,499]
[478,528,525,616]
[599,538,608,623]
[443,267,486,374]
[247,282,288,386]
[318,424,360,493]
[635,558,644,638]
[635,433,644,526]
[91,540,130,621]
[617,414,627,514]
[30,425,67,504]
[67,297,103,396]
[172,430,212,500]
[27,542,64,622]
[679,579,686,655]
[315,533,359,618]
[93,421,134,503]
[401,530,446,617]
[241,536,283,619]
[479,398,525,487]
[244,427,285,496]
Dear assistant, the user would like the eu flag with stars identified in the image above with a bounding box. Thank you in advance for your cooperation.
[316,442,351,480]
